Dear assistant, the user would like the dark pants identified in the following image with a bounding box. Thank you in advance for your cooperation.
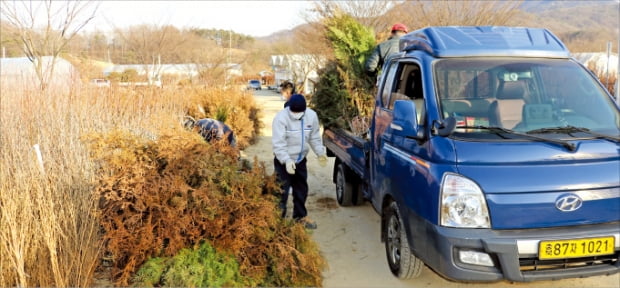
[274,157,308,220]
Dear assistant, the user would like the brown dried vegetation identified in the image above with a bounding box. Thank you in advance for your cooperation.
[587,63,618,97]
[84,128,325,286]
[1,81,324,287]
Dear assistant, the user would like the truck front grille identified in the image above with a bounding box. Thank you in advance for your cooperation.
[519,252,619,272]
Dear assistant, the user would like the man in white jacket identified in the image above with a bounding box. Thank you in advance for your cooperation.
[272,94,327,229]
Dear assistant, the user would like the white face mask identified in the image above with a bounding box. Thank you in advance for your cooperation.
[289,111,304,120]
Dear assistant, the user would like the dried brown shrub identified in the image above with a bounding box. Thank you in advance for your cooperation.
[84,129,325,287]
[587,62,618,97]
[183,87,262,149]
[1,68,270,287]
[1,87,103,287]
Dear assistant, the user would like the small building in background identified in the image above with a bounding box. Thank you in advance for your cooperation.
[0,56,80,92]
[270,54,325,95]
[103,63,242,87]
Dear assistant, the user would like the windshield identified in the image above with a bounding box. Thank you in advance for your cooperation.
[434,58,620,138]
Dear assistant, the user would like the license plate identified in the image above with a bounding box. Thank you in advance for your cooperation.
[538,236,615,260]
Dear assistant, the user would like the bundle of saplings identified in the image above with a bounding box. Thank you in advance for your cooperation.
[85,129,325,287]
[311,13,377,135]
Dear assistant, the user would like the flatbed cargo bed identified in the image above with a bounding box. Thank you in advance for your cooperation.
[323,127,369,181]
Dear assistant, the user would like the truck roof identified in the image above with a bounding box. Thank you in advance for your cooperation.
[399,26,570,58]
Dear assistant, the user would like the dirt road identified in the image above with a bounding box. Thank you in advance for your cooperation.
[243,89,619,288]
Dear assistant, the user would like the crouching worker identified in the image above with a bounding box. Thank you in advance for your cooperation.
[272,94,328,229]
[184,116,237,148]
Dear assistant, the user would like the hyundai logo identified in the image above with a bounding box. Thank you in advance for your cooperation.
[555,193,583,212]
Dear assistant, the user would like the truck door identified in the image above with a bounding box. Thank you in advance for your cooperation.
[372,61,430,214]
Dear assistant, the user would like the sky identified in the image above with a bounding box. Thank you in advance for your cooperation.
[89,1,314,37]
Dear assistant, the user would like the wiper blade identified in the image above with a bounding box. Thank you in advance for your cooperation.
[456,125,577,151]
[527,126,620,142]
[455,125,515,137]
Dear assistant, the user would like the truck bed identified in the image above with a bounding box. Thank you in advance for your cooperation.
[323,128,369,180]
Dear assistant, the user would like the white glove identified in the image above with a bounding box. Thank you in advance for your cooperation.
[285,159,296,174]
[318,155,328,167]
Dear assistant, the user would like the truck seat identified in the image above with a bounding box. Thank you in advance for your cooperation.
[488,82,526,129]
[519,103,556,130]
[390,93,425,124]
[441,99,492,118]
[389,92,410,108]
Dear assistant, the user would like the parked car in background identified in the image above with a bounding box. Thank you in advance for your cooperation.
[247,79,261,90]
[89,78,110,88]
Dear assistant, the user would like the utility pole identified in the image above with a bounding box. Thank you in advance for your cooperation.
[227,30,232,87]
[616,33,620,102]
[606,41,611,91]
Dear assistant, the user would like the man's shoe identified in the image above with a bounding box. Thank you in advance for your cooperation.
[297,217,317,229]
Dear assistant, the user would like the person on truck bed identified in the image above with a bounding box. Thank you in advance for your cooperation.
[272,94,328,229]
[365,23,408,77]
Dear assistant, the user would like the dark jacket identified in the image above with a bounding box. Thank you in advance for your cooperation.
[365,35,402,74]
[195,118,236,147]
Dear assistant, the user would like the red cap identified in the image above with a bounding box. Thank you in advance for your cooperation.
[391,23,408,33]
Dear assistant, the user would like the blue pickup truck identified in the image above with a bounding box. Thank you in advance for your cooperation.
[323,26,620,282]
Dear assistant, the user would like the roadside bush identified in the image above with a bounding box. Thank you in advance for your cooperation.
[84,128,325,287]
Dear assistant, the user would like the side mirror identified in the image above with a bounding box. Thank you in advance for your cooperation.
[391,100,423,139]
[434,117,456,137]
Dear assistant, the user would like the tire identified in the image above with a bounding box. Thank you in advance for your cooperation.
[384,201,423,279]
[335,163,355,206]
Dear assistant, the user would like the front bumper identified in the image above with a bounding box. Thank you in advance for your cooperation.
[406,212,620,282]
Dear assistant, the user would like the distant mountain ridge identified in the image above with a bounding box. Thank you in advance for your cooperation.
[520,0,619,34]
[520,0,614,11]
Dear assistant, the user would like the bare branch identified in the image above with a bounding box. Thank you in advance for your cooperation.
[0,0,98,91]
[407,0,524,28]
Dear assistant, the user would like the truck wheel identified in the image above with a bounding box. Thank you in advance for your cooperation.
[336,163,355,206]
[384,202,423,279]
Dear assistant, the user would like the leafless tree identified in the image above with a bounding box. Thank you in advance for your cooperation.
[402,0,524,28]
[112,24,190,85]
[192,45,232,87]
[305,0,398,29]
[285,24,328,94]
[0,0,98,91]
[281,54,325,94]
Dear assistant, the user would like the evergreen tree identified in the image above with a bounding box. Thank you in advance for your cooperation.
[312,12,376,131]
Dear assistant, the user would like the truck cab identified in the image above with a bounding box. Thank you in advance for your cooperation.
[326,26,620,282]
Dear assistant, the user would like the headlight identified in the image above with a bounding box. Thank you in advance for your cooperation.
[440,173,490,228]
